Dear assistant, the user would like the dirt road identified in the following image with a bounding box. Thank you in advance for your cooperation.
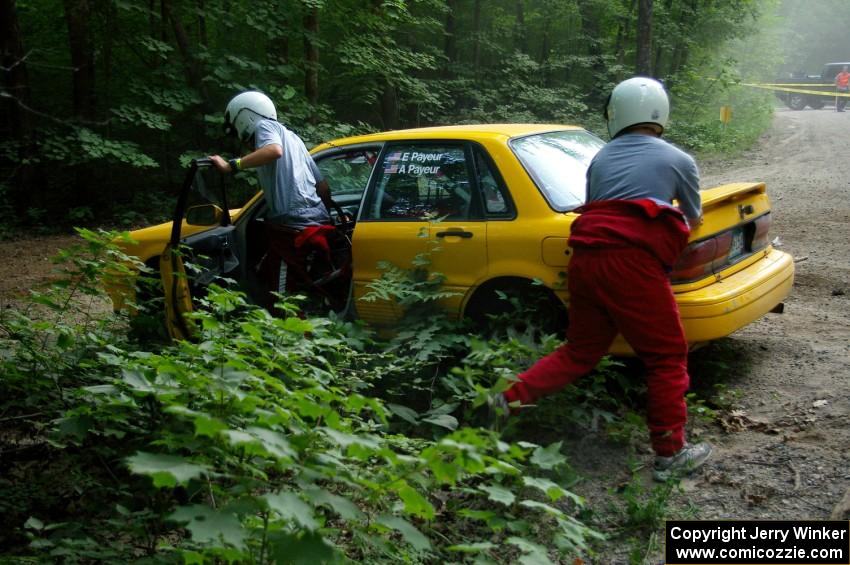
[691,106,850,523]
[562,107,850,563]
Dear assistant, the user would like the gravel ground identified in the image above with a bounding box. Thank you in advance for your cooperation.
[552,106,850,564]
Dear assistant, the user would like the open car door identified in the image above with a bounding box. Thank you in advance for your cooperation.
[161,158,241,339]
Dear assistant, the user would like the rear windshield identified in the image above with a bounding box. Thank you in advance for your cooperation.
[509,130,605,212]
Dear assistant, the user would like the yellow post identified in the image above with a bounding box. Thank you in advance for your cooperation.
[720,106,732,124]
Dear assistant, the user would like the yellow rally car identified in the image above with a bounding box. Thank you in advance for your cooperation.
[113,124,794,353]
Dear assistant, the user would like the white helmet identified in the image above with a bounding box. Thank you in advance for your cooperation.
[604,77,669,138]
[224,91,277,142]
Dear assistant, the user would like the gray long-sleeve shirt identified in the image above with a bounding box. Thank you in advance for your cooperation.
[585,133,701,220]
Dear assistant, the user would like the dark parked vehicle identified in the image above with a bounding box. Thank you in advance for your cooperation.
[774,62,850,110]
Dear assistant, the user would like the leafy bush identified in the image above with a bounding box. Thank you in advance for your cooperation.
[1,232,603,564]
[668,73,775,155]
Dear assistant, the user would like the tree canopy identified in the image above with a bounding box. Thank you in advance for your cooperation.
[0,0,810,229]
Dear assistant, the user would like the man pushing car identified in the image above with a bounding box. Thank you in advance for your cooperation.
[493,77,712,482]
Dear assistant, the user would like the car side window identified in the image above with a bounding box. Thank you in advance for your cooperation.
[362,143,481,221]
[315,148,379,200]
[474,147,512,218]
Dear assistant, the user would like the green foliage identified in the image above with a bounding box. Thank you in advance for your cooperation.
[615,473,680,533]
[1,234,602,563]
[667,75,776,155]
[0,229,140,413]
[3,0,779,228]
[438,52,599,126]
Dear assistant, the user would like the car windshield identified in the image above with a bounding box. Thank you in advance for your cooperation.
[510,130,605,212]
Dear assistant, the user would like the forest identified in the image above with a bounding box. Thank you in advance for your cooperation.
[2,0,850,563]
[1,0,809,233]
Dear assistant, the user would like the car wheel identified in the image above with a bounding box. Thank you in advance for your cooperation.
[787,93,807,110]
[464,278,567,338]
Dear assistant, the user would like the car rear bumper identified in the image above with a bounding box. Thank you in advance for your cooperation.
[609,247,795,355]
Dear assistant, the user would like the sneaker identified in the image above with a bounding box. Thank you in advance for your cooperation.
[486,392,511,432]
[652,442,712,482]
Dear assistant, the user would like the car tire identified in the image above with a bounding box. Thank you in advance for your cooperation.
[787,93,807,110]
[464,278,567,338]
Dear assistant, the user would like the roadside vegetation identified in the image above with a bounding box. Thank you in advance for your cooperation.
[0,230,739,563]
[1,0,803,236]
[5,0,845,562]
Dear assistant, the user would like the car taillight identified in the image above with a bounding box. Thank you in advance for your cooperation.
[751,213,771,250]
[670,213,772,284]
[711,231,733,271]
[670,239,716,283]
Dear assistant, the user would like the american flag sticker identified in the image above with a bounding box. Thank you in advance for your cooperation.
[384,151,402,174]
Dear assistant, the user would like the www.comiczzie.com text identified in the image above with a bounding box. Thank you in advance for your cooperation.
[665,520,850,565]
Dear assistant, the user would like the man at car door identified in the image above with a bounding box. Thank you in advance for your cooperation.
[495,77,712,482]
[209,91,344,311]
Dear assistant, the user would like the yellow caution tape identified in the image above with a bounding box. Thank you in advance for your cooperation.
[743,83,850,97]
[751,83,832,87]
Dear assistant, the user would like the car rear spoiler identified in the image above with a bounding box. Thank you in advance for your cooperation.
[701,182,767,211]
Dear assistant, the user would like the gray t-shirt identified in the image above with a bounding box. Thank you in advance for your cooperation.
[254,119,329,227]
[586,133,701,220]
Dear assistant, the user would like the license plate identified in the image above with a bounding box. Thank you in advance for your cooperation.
[729,229,745,259]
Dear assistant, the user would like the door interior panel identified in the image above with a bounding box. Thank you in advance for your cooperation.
[183,225,240,286]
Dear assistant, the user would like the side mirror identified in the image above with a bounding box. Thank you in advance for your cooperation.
[186,204,224,226]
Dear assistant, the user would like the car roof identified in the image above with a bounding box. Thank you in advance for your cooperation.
[311,123,585,151]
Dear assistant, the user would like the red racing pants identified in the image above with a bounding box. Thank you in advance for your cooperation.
[504,246,690,456]
[259,223,335,314]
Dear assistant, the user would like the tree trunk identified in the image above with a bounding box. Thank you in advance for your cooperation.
[443,0,457,77]
[103,0,115,126]
[615,0,636,68]
[198,0,207,47]
[577,0,606,89]
[668,0,693,76]
[653,44,664,78]
[63,0,96,120]
[0,0,38,211]
[1,0,32,136]
[162,0,210,111]
[149,0,157,43]
[303,6,319,106]
[160,0,167,42]
[270,10,289,68]
[472,0,481,72]
[636,0,653,76]
[62,0,98,212]
[540,19,551,86]
[380,84,398,130]
[614,20,624,66]
[514,0,527,54]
